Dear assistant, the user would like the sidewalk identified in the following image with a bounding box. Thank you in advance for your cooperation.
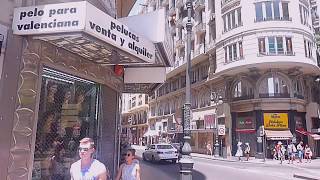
[191,152,320,180]
[131,145,320,179]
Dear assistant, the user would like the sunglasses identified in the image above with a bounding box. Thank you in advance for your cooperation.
[78,147,90,152]
[126,153,132,157]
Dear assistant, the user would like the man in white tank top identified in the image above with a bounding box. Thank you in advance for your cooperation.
[70,137,108,180]
[115,149,141,180]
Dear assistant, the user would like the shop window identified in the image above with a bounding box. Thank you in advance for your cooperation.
[259,74,290,98]
[33,68,99,179]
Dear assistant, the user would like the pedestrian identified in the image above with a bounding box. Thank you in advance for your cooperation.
[116,149,141,180]
[244,143,250,161]
[297,141,304,163]
[70,137,108,180]
[304,144,312,163]
[206,142,212,156]
[235,141,243,161]
[276,142,285,164]
[287,141,296,164]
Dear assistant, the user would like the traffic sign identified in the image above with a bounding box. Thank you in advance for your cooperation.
[218,125,225,136]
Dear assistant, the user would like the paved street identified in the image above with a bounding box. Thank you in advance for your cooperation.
[134,147,320,180]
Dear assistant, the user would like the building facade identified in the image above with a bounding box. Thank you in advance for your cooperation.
[0,0,172,179]
[121,93,149,145]
[142,0,320,158]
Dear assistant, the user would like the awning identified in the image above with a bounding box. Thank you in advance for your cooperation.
[296,129,308,136]
[265,130,293,140]
[296,129,320,140]
[143,130,159,137]
[311,134,320,140]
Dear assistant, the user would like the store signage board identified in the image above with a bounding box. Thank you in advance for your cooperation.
[12,1,156,64]
[0,24,8,80]
[263,113,289,129]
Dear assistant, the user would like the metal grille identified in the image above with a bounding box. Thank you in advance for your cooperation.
[32,68,98,180]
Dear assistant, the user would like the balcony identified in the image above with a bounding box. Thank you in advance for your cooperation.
[221,0,239,8]
[194,0,205,11]
[176,0,184,8]
[193,22,206,34]
[259,93,290,98]
[176,38,185,48]
[232,95,254,101]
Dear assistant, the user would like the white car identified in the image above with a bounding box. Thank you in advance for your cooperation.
[142,144,178,163]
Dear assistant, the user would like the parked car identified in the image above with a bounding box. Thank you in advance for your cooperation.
[142,143,178,163]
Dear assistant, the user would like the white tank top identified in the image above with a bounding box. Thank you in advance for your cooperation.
[121,163,138,180]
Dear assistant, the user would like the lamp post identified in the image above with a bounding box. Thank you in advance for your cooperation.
[211,91,222,157]
[179,0,194,180]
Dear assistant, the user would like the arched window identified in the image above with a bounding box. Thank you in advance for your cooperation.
[259,74,290,98]
[293,79,304,99]
[233,80,254,100]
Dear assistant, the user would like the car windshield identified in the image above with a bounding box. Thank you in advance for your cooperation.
[157,145,173,149]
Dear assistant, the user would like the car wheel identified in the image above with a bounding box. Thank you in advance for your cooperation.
[172,159,177,164]
[151,156,156,163]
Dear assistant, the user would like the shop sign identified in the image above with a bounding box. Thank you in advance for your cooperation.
[0,24,7,80]
[237,116,254,129]
[12,2,156,64]
[263,113,288,129]
[204,114,215,129]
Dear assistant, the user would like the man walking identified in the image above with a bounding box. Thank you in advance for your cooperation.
[70,137,108,180]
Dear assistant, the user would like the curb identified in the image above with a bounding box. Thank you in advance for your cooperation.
[293,173,320,180]
[191,154,266,164]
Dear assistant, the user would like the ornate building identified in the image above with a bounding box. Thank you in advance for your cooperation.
[142,0,320,158]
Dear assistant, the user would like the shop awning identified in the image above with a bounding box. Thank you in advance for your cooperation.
[265,130,293,140]
[296,129,320,140]
[296,129,308,136]
[310,134,320,140]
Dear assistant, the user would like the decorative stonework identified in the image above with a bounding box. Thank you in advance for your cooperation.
[7,38,124,180]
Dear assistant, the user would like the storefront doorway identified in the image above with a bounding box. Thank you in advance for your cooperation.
[32,67,100,180]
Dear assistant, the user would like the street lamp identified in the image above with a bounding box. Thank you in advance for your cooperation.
[211,91,223,157]
[179,0,194,180]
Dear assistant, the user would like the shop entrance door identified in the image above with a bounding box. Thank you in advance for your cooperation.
[32,67,100,180]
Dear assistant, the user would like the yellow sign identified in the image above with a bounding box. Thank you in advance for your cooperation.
[264,113,288,129]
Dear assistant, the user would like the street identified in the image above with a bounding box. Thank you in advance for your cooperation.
[135,148,319,180]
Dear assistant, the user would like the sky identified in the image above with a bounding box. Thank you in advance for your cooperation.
[129,0,145,16]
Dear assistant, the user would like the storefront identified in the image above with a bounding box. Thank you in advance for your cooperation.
[0,2,172,179]
[263,112,293,158]
[233,112,257,156]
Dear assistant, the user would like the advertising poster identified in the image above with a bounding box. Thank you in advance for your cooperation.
[0,24,8,79]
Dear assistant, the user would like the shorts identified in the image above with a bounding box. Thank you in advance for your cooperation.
[298,151,303,158]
